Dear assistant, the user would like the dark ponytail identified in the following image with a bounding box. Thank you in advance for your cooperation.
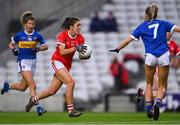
[20,11,35,25]
[61,17,80,30]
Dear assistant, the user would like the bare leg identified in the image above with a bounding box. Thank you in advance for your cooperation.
[156,65,169,100]
[21,71,36,96]
[144,64,156,118]
[27,68,82,117]
[145,64,156,102]
[53,68,82,117]
[37,76,63,100]
[10,78,28,92]
[54,68,75,105]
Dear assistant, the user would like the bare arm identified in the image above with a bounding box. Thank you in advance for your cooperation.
[8,42,16,49]
[116,35,134,51]
[109,35,134,53]
[58,45,76,56]
[39,44,48,51]
[173,26,180,33]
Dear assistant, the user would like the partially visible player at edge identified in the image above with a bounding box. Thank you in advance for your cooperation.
[25,17,88,117]
[1,11,48,116]
[136,34,180,104]
[109,4,180,120]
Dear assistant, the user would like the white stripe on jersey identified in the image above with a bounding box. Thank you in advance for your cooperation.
[130,35,139,41]
[170,25,176,34]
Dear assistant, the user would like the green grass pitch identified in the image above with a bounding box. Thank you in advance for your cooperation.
[0,112,180,124]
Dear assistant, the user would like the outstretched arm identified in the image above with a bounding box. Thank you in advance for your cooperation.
[109,35,134,53]
[116,35,134,51]
[173,26,180,33]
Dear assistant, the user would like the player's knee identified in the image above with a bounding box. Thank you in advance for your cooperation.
[48,89,56,96]
[19,84,28,92]
[21,86,28,92]
[162,87,167,92]
[67,79,75,87]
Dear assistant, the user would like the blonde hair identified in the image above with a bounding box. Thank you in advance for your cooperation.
[20,11,35,25]
[144,4,158,21]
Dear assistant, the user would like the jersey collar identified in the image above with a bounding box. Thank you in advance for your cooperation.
[68,31,77,39]
[24,30,34,35]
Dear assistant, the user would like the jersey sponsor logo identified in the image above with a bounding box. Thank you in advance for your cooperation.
[18,41,37,48]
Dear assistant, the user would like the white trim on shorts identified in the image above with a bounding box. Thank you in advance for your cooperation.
[17,59,36,75]
[51,60,66,73]
[145,51,170,66]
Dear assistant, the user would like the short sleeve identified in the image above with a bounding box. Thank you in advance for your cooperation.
[56,32,66,45]
[165,21,176,33]
[11,34,19,44]
[131,25,141,41]
[37,33,46,45]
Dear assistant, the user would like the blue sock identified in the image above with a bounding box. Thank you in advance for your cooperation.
[146,101,153,112]
[155,98,162,106]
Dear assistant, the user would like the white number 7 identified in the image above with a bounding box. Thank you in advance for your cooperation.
[148,23,159,39]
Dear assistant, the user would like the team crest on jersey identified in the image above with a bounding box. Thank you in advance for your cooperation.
[70,41,75,47]
[66,41,75,47]
[27,36,32,41]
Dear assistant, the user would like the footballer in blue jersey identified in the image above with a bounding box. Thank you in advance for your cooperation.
[12,30,47,61]
[110,4,180,120]
[131,20,175,57]
[11,30,46,60]
[1,11,48,116]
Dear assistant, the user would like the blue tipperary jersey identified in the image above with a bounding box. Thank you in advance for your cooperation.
[131,19,176,57]
[11,30,46,61]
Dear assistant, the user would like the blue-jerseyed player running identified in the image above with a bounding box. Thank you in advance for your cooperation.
[1,11,48,116]
[110,4,180,120]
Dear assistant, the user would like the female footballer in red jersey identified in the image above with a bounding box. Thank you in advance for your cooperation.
[25,17,87,117]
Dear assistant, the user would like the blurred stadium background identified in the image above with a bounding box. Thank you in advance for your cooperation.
[0,0,180,115]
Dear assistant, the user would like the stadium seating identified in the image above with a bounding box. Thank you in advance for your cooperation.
[0,0,180,109]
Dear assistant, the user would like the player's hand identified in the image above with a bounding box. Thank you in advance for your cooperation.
[75,45,87,53]
[12,48,19,56]
[32,47,40,53]
[109,48,119,53]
